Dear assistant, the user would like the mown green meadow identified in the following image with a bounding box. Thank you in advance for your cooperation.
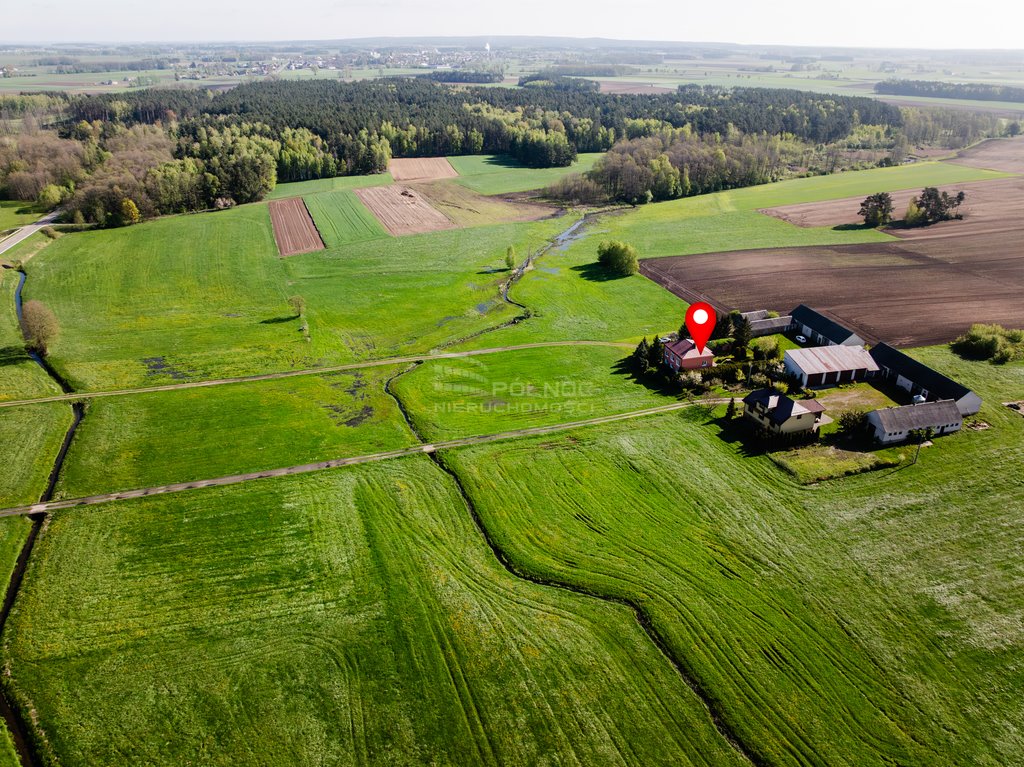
[448,153,603,195]
[0,201,43,232]
[445,351,1024,767]
[6,458,745,767]
[53,367,416,498]
[23,203,570,391]
[392,344,669,441]
[0,261,75,509]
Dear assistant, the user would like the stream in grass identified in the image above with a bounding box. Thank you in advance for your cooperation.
[2,267,82,767]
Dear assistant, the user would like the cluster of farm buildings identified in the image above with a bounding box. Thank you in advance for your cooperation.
[663,304,981,445]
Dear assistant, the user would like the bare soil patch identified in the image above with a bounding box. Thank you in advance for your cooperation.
[951,136,1024,173]
[388,157,459,182]
[597,81,675,95]
[355,185,456,236]
[641,230,1024,347]
[268,198,325,256]
[412,181,558,227]
[760,177,1024,239]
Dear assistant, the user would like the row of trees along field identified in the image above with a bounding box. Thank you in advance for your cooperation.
[876,79,1024,105]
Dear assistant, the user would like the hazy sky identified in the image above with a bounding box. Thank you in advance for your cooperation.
[7,0,1023,49]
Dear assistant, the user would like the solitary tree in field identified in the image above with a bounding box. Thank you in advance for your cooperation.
[859,192,894,227]
[288,295,306,317]
[505,246,516,271]
[21,300,59,357]
[596,240,640,277]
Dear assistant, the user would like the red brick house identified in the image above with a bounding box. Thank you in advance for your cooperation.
[663,338,714,371]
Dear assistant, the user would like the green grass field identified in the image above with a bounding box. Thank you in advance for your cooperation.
[0,515,31,767]
[1,264,63,402]
[0,201,43,232]
[448,153,604,195]
[5,459,745,766]
[54,368,416,498]
[266,172,393,200]
[0,404,73,508]
[444,351,1024,766]
[303,190,388,248]
[392,344,669,441]
[25,203,571,391]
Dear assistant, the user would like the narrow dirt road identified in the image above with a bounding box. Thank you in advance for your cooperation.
[0,399,725,518]
[0,340,635,408]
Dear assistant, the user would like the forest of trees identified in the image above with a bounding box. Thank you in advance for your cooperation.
[876,79,1024,105]
[0,78,999,227]
[557,126,811,204]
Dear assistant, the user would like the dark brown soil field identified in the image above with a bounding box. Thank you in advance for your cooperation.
[268,198,325,256]
[761,177,1024,240]
[641,232,1024,347]
[952,136,1024,173]
[388,157,459,182]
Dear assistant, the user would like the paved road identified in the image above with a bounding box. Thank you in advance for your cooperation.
[0,340,635,408]
[0,398,725,518]
[0,210,62,259]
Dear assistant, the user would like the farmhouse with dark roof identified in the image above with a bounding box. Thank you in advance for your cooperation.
[790,305,865,347]
[869,343,982,415]
[742,389,826,435]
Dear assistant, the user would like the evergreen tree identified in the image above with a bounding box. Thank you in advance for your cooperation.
[632,337,650,373]
[647,336,665,371]
[732,316,752,356]
[726,397,737,419]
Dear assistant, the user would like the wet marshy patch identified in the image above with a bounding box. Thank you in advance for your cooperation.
[141,356,192,381]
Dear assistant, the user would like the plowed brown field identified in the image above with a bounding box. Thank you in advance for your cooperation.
[641,228,1024,347]
[388,157,459,182]
[268,198,325,256]
[355,185,456,236]
[952,136,1024,173]
[760,177,1024,239]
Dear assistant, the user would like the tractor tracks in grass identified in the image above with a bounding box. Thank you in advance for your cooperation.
[0,341,634,410]
[376,337,761,765]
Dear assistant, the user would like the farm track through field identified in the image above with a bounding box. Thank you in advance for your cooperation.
[0,341,633,409]
[0,400,726,519]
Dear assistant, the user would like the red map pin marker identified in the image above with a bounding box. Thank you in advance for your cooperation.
[685,302,717,354]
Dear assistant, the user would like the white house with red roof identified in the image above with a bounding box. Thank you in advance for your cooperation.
[663,338,714,371]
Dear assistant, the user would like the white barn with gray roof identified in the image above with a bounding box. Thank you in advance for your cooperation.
[867,400,963,444]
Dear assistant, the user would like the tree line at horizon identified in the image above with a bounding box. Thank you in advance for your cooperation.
[0,79,1001,226]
